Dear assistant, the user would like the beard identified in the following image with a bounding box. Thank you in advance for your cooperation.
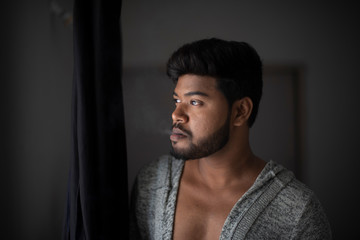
[170,116,230,160]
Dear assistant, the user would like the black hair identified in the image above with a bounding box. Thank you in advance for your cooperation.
[166,38,263,127]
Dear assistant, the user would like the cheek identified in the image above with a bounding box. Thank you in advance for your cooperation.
[191,110,228,136]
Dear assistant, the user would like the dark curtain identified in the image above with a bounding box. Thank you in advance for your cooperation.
[63,0,128,239]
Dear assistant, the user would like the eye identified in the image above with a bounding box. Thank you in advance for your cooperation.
[173,98,181,104]
[190,100,202,106]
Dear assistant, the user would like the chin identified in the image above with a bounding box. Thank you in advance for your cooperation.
[170,147,190,161]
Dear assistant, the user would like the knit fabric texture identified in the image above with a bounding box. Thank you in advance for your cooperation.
[130,155,332,239]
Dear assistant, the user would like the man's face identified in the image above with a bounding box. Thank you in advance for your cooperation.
[170,74,230,160]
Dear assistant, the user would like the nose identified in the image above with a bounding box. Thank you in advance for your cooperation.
[172,104,189,124]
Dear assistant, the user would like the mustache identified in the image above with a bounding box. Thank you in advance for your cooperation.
[171,123,192,137]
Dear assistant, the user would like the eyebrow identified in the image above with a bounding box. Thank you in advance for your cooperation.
[173,91,209,97]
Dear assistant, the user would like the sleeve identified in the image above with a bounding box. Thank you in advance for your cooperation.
[290,194,332,240]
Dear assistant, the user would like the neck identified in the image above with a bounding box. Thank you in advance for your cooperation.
[190,136,265,190]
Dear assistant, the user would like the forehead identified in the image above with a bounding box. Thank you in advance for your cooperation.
[174,74,218,94]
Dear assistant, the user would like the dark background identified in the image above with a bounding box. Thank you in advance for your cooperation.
[1,0,359,239]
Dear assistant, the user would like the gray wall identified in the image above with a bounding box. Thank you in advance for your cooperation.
[0,0,358,239]
[0,0,73,239]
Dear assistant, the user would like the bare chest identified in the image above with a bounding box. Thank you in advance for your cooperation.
[172,185,243,240]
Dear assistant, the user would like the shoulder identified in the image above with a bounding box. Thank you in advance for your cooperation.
[265,163,332,239]
[280,175,316,208]
[262,161,319,208]
[133,155,184,196]
[268,162,327,221]
[135,155,184,190]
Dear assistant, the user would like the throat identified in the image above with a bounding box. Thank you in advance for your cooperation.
[193,153,265,190]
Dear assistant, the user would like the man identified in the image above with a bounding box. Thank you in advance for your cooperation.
[130,38,332,239]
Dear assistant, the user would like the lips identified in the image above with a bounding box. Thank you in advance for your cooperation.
[170,128,188,142]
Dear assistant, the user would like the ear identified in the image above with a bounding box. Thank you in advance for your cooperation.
[231,97,253,127]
